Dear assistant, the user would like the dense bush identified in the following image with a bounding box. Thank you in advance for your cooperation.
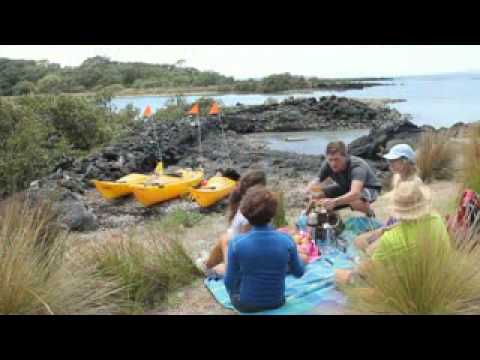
[12,80,37,95]
[36,74,66,94]
[0,94,138,196]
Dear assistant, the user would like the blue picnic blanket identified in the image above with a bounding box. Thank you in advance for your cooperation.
[204,216,382,315]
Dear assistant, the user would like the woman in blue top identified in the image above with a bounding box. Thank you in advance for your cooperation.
[224,185,305,313]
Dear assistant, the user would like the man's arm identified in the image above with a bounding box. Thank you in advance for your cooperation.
[332,179,364,207]
[321,162,369,210]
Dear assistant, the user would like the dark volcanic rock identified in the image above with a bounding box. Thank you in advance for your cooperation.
[26,182,99,232]
[221,96,406,134]
[348,119,425,161]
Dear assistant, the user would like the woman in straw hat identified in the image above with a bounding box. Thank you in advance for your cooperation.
[337,179,450,285]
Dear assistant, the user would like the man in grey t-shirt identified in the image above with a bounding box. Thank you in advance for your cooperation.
[307,141,382,217]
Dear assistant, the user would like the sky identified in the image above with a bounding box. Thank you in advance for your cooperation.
[1,45,479,79]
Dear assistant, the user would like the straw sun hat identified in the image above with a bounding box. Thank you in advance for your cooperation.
[390,180,432,221]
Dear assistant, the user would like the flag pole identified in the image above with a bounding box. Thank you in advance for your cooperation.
[197,104,202,157]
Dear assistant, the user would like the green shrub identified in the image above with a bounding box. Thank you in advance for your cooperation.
[12,80,37,95]
[0,99,71,193]
[37,74,66,94]
[0,95,137,196]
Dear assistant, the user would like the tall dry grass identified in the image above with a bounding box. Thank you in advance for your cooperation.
[0,197,119,314]
[344,223,480,315]
[459,123,480,193]
[75,215,202,314]
[416,130,455,183]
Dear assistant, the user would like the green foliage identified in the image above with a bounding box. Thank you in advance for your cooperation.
[233,80,258,93]
[0,98,70,193]
[0,57,378,96]
[0,57,235,95]
[37,74,66,94]
[154,96,224,121]
[158,209,204,230]
[264,97,279,105]
[0,58,50,96]
[12,80,37,95]
[0,95,138,196]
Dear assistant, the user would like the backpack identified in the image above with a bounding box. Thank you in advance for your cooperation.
[447,189,480,235]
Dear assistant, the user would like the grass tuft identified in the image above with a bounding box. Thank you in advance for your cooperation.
[344,224,480,315]
[416,130,455,183]
[0,197,119,314]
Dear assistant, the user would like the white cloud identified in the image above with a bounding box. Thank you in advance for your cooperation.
[0,45,479,79]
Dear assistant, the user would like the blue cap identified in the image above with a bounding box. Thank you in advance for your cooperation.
[383,144,416,162]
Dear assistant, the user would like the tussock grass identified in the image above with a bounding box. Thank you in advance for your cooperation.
[344,224,480,315]
[76,215,202,314]
[0,198,119,314]
[416,131,455,183]
[460,123,480,193]
[157,209,204,230]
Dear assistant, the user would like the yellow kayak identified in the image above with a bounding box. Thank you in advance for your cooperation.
[92,173,151,200]
[92,162,165,200]
[132,169,204,207]
[190,176,237,208]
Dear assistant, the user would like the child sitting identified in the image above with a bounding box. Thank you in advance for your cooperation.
[224,185,305,313]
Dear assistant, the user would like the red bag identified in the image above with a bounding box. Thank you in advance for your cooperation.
[447,189,480,235]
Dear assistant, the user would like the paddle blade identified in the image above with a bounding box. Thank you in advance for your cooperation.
[155,162,163,174]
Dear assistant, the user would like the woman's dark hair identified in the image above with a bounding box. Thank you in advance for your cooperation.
[228,170,267,223]
[240,186,277,226]
[222,168,241,181]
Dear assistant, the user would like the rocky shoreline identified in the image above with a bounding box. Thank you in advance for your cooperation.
[223,96,406,133]
[19,96,471,233]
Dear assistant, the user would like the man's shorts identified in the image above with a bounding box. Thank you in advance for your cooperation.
[323,184,380,204]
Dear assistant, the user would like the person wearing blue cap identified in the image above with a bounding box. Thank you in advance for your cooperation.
[382,143,420,190]
[354,143,423,252]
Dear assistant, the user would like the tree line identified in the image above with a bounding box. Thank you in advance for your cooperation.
[0,56,389,96]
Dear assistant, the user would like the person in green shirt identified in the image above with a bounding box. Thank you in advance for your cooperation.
[336,179,451,285]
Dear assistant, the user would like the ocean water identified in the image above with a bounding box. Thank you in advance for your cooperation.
[247,130,370,156]
[111,73,480,129]
[110,73,480,154]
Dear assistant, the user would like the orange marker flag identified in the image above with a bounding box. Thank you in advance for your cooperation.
[187,103,200,116]
[208,102,220,116]
[143,105,153,118]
